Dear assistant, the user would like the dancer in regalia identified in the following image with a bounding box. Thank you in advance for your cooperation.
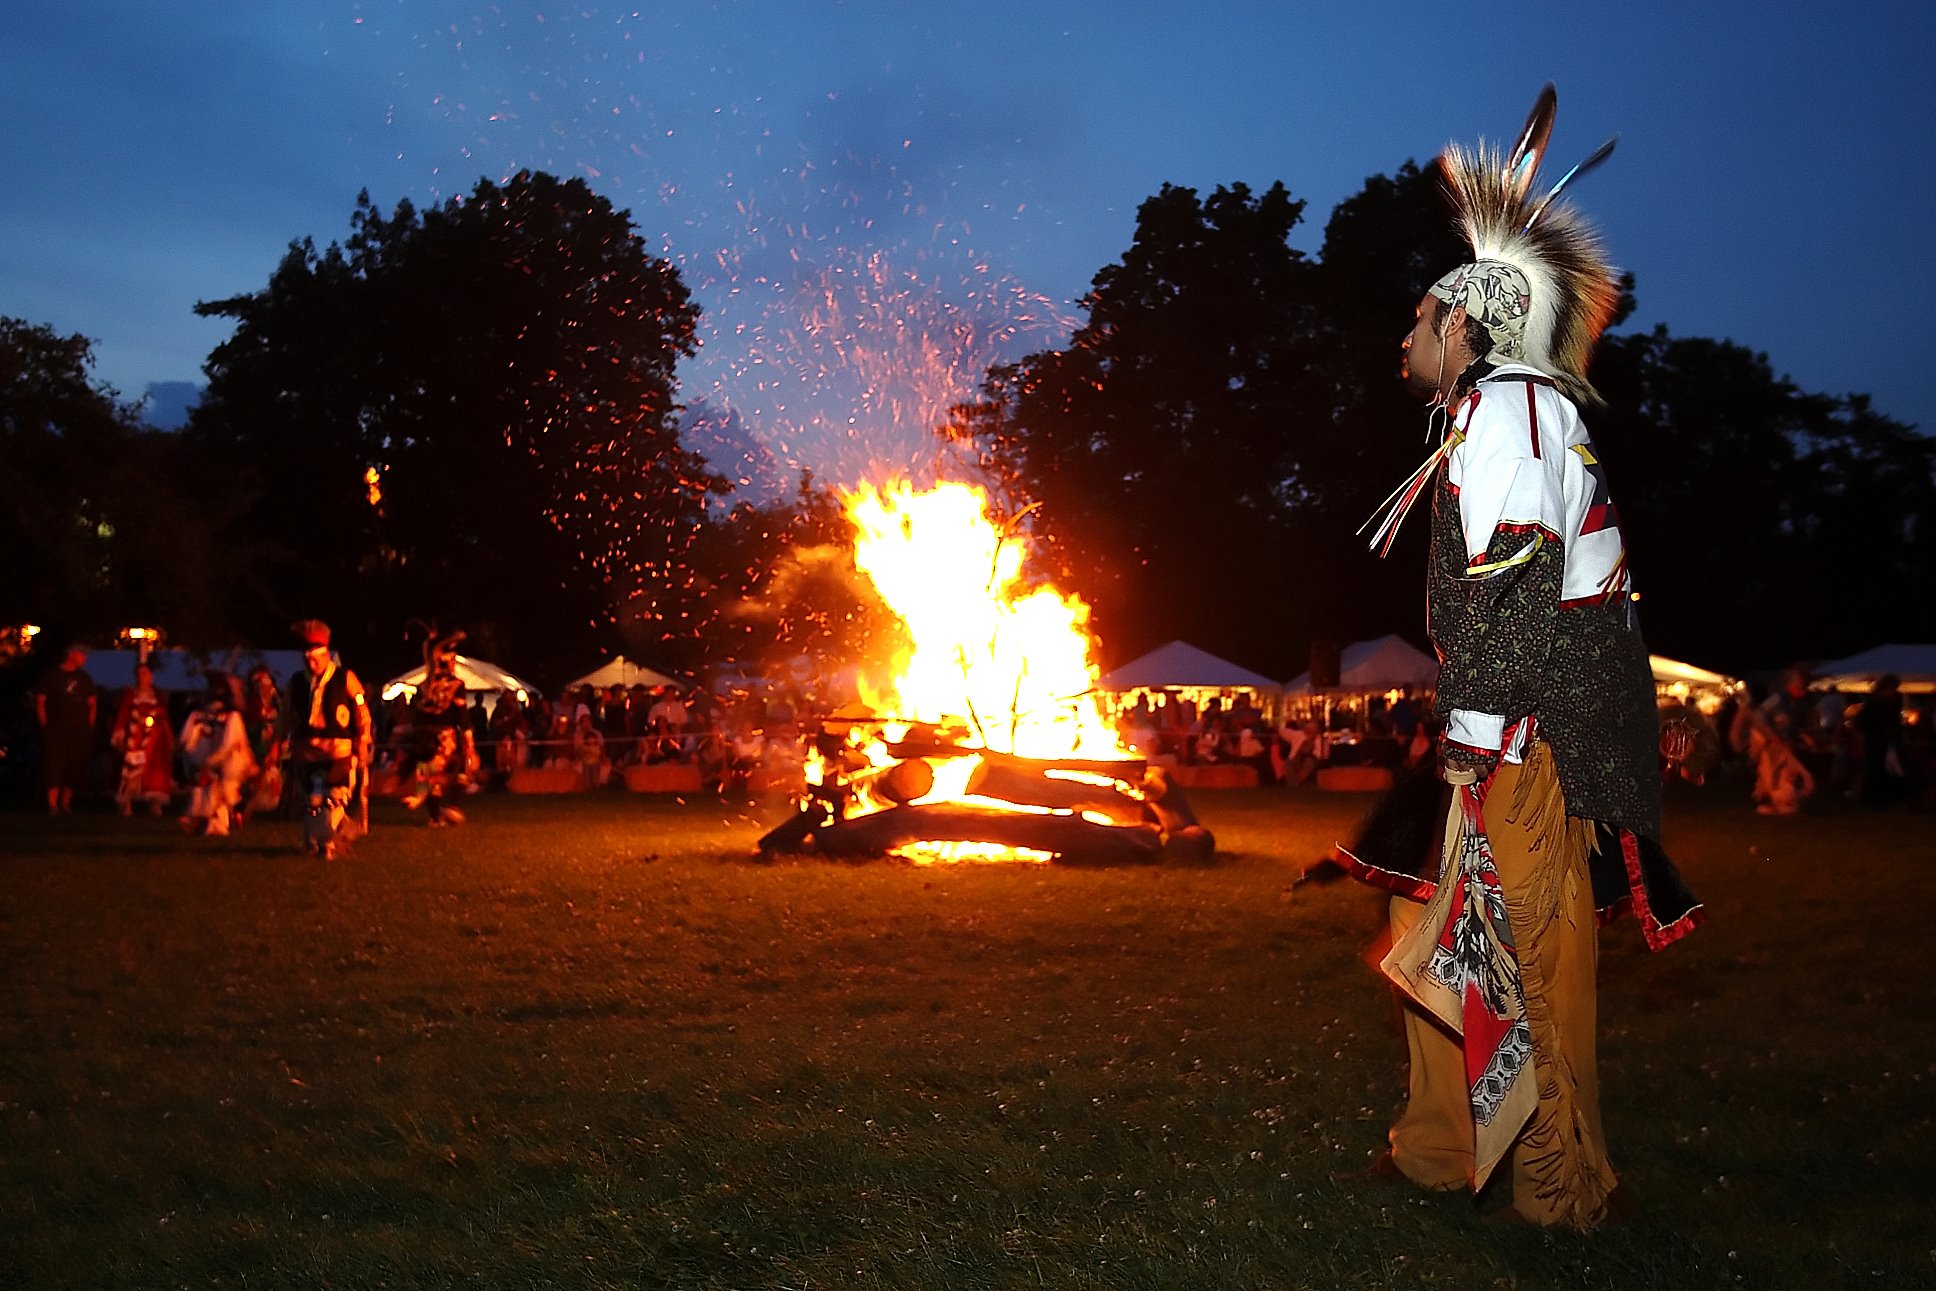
[284,620,373,859]
[1343,87,1702,1228]
[400,628,478,826]
[110,662,175,815]
[178,671,254,836]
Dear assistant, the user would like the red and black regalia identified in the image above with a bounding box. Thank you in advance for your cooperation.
[1342,87,1701,1229]
[401,630,478,826]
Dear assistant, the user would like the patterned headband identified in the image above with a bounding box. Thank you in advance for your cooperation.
[1428,259,1531,368]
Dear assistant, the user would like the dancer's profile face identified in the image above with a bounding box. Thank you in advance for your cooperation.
[1400,293,1447,400]
[1401,292,1471,403]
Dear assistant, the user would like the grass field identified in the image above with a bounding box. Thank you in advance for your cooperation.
[0,786,1930,1289]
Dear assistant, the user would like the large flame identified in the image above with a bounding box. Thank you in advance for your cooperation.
[845,479,1126,761]
[798,479,1137,865]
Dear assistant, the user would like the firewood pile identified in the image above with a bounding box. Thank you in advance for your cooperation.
[759,717,1214,864]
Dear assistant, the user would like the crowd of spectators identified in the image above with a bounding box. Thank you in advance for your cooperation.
[9,649,1931,813]
[373,682,808,795]
[1112,689,1437,787]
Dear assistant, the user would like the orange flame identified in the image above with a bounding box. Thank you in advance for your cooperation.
[845,479,1125,761]
[805,479,1136,863]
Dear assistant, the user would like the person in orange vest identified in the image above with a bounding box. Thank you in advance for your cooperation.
[283,620,372,859]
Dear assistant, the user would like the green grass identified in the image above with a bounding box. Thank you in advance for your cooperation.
[0,786,1930,1289]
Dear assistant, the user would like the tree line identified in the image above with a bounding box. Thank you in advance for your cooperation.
[4,164,1930,689]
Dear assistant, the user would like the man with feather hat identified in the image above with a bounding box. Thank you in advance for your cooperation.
[1343,87,1702,1228]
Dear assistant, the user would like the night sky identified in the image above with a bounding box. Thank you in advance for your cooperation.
[6,1,1932,478]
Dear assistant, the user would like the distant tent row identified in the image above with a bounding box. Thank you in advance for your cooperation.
[379,654,538,706]
[564,655,682,691]
[85,641,1929,716]
[380,654,695,708]
[1100,636,1767,714]
[1282,635,1438,695]
[1098,641,1280,694]
[1098,635,1438,700]
[1811,643,1936,694]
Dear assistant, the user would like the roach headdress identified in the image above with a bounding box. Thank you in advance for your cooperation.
[1428,85,1621,405]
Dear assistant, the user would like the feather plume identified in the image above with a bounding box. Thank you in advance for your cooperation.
[1437,90,1622,404]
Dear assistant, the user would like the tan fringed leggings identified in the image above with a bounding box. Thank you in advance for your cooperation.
[1386,740,1620,1227]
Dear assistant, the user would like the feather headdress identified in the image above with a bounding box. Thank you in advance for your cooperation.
[1430,85,1621,405]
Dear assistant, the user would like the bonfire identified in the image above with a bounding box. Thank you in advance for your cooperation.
[759,480,1211,865]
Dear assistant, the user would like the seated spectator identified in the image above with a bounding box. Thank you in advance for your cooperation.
[574,711,609,787]
[1193,715,1226,765]
[542,712,576,771]
[693,720,730,790]
[1281,718,1328,787]
[647,687,689,762]
[490,690,528,775]
[764,720,804,782]
[727,720,767,787]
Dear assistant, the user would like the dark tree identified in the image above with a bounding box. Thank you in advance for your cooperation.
[951,182,1330,675]
[1592,331,1935,666]
[189,172,726,684]
[0,318,240,653]
[960,164,1931,676]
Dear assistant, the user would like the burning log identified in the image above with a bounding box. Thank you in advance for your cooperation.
[808,801,1164,865]
[963,760,1148,826]
[897,741,1145,780]
[756,732,1212,863]
[853,756,936,805]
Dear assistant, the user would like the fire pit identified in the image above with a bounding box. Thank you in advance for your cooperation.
[757,480,1214,865]
[758,716,1212,864]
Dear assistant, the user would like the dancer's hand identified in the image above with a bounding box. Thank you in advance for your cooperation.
[1438,738,1499,786]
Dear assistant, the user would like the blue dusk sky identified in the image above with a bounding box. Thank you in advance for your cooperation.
[4,1,1931,478]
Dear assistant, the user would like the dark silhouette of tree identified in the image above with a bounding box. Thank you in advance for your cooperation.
[1593,331,1935,665]
[958,165,1931,676]
[0,318,241,652]
[950,182,1332,674]
[189,172,726,684]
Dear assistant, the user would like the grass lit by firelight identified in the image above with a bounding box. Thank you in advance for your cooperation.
[0,788,1928,1288]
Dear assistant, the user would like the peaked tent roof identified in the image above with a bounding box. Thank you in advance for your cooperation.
[1649,654,1741,691]
[1097,641,1281,693]
[381,654,536,703]
[1283,634,1439,695]
[1810,643,1936,693]
[566,656,683,691]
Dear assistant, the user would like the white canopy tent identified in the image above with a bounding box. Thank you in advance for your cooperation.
[1282,634,1439,696]
[1096,641,1282,720]
[565,656,683,691]
[1810,643,1936,695]
[381,654,535,706]
[1098,641,1282,693]
[1650,654,1744,712]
